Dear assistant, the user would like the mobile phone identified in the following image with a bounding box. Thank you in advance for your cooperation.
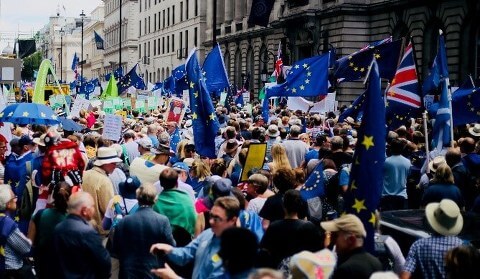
[155,250,166,268]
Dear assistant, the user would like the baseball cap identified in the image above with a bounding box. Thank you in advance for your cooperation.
[18,135,33,147]
[172,162,190,172]
[320,214,367,238]
[136,137,153,149]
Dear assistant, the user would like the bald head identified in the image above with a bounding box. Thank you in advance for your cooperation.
[68,192,94,219]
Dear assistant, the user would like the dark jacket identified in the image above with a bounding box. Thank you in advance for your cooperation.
[54,214,111,279]
[332,248,383,279]
[112,207,176,279]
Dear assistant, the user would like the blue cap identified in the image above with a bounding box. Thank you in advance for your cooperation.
[172,162,189,172]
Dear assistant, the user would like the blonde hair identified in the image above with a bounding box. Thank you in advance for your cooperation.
[190,158,211,181]
[432,163,455,184]
[270,144,291,171]
[176,140,189,160]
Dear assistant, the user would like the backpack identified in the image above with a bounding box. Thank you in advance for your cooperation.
[374,234,394,271]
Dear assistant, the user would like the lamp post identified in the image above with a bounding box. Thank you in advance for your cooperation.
[59,28,65,83]
[80,10,86,90]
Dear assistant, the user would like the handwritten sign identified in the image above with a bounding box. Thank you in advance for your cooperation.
[70,96,92,118]
[102,114,123,141]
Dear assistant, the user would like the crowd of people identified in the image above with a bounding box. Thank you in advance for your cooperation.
[0,99,480,279]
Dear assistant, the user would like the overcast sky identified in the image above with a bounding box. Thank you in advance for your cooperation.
[0,0,103,51]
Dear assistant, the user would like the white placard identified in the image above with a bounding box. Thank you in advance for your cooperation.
[182,89,190,107]
[1,67,14,80]
[70,96,92,118]
[102,114,123,141]
[242,92,251,103]
[424,94,435,110]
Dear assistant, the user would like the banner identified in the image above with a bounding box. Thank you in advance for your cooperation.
[240,143,267,182]
[165,98,186,125]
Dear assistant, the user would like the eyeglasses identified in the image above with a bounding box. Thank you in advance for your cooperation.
[210,213,226,223]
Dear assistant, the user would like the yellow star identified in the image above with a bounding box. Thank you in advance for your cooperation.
[295,65,300,69]
[348,56,353,60]
[375,53,381,59]
[352,198,367,213]
[300,85,305,90]
[22,111,29,117]
[292,88,297,93]
[209,112,216,120]
[360,67,365,72]
[40,112,46,118]
[369,212,376,226]
[350,180,357,190]
[354,67,358,72]
[307,72,312,77]
[362,135,374,150]
[190,82,195,88]
[0,245,4,256]
[14,216,19,222]
[305,79,310,84]
[349,62,354,67]
[192,112,198,119]
[471,107,475,112]
[303,63,308,68]
[0,112,3,117]
[194,91,199,98]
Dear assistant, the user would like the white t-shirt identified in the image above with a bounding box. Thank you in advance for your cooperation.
[104,196,139,220]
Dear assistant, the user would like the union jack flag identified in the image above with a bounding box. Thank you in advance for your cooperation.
[274,42,284,83]
[386,41,421,129]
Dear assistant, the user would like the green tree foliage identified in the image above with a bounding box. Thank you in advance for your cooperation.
[21,51,42,81]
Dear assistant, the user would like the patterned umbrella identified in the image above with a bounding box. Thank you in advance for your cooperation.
[0,103,60,125]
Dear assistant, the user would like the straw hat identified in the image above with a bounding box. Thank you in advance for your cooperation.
[468,123,480,137]
[425,199,463,236]
[94,147,123,166]
[428,156,446,173]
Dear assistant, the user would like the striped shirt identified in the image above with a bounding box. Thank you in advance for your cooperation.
[5,228,32,270]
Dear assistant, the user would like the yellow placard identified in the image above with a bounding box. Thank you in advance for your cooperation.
[240,143,267,182]
[116,110,127,119]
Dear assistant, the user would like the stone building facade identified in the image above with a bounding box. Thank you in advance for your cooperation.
[205,0,480,103]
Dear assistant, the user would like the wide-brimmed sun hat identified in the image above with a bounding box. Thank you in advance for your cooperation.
[94,147,123,166]
[425,199,463,236]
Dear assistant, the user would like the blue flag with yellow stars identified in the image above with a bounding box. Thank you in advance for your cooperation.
[338,90,366,123]
[172,64,189,95]
[265,53,329,98]
[117,64,146,94]
[343,60,386,253]
[335,37,402,83]
[203,43,230,94]
[301,162,325,200]
[452,79,480,126]
[186,49,221,158]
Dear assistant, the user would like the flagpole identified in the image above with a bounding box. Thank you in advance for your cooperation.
[384,82,390,107]
[423,110,430,173]
[446,77,454,147]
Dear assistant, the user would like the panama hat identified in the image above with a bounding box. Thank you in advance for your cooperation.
[224,139,239,154]
[289,249,336,279]
[94,147,123,166]
[425,199,463,236]
[468,123,480,137]
[266,124,280,138]
[428,156,446,173]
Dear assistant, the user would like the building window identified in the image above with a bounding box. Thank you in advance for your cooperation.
[139,0,142,12]
[144,18,147,35]
[158,12,161,29]
[144,42,147,59]
[180,31,183,52]
[194,0,198,16]
[148,41,151,57]
[139,44,141,59]
[172,5,175,25]
[158,38,161,54]
[180,2,183,22]
[162,37,165,54]
[163,10,166,28]
[154,40,157,55]
[154,13,157,31]
[167,8,170,26]
[148,16,151,33]
[185,30,189,50]
[172,34,175,52]
[167,36,170,53]
[194,27,197,47]
[186,0,189,19]
[139,20,142,36]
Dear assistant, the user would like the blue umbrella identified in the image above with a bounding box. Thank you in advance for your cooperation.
[0,103,60,125]
[59,117,83,132]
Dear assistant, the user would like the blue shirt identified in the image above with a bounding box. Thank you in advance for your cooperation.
[168,229,224,279]
[382,155,411,198]
[404,235,463,279]
[305,149,319,164]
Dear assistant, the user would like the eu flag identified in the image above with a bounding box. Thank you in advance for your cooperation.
[117,64,146,94]
[338,91,366,123]
[266,53,329,98]
[203,43,230,94]
[452,79,480,126]
[94,31,104,50]
[186,49,221,158]
[105,67,123,81]
[71,52,79,71]
[431,34,451,150]
[172,64,189,95]
[335,38,402,83]
[248,0,275,27]
[301,162,325,200]
[343,60,386,253]
[170,127,182,153]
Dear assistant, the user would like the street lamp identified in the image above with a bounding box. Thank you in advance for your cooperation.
[260,68,268,84]
[59,28,65,83]
[80,10,86,90]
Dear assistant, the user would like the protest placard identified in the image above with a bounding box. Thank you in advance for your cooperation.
[102,114,123,141]
[70,96,92,118]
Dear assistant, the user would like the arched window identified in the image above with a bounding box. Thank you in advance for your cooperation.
[157,69,161,82]
[162,68,165,80]
[246,47,254,90]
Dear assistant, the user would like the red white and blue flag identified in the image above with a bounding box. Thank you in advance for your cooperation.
[386,41,421,129]
[274,42,284,83]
